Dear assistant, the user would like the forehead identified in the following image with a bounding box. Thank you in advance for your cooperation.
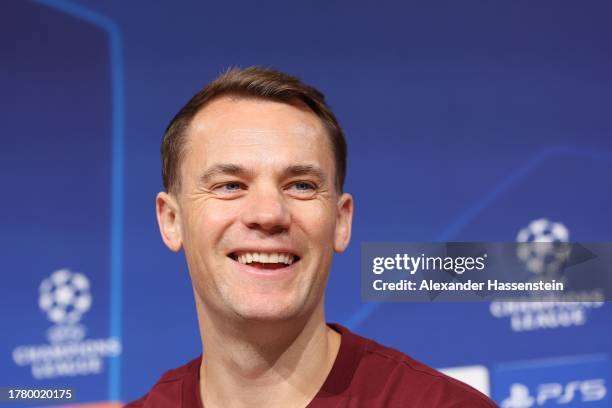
[183,96,334,172]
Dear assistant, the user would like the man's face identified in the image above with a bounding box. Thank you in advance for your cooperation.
[157,96,352,321]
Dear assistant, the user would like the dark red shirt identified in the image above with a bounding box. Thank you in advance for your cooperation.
[125,323,497,407]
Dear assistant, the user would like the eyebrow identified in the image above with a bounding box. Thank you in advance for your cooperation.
[199,163,250,185]
[282,164,327,185]
[198,163,328,186]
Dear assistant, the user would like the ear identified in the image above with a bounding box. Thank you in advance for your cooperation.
[334,193,353,253]
[156,191,183,252]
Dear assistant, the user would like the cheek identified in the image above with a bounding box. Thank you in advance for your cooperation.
[182,200,241,253]
[291,202,337,247]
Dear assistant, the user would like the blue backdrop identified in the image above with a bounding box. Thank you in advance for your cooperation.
[1,0,611,406]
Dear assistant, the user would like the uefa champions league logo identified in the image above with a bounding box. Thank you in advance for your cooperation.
[12,268,121,379]
[489,218,603,332]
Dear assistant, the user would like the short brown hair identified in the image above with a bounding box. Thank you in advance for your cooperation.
[161,66,347,193]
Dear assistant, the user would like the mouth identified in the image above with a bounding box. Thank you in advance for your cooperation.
[228,251,300,270]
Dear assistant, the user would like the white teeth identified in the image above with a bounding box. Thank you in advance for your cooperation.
[233,252,296,265]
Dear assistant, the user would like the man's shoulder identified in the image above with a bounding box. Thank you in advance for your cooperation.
[338,327,497,407]
[123,356,201,407]
[123,327,497,407]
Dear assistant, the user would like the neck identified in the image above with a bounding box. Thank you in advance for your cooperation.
[195,297,340,408]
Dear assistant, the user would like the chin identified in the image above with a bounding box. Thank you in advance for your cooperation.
[231,296,306,322]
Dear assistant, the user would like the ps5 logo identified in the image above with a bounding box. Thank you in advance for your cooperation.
[501,379,607,407]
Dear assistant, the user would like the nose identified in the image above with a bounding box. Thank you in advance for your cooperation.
[241,184,291,234]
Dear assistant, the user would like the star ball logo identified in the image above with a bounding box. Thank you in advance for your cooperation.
[39,269,92,325]
[515,218,571,276]
[12,268,121,379]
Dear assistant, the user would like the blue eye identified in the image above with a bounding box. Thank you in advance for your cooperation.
[214,182,244,193]
[291,181,315,192]
[224,182,242,191]
[295,182,312,190]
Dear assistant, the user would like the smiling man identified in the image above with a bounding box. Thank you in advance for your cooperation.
[126,67,495,407]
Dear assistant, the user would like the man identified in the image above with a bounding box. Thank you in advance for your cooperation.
[127,67,496,407]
